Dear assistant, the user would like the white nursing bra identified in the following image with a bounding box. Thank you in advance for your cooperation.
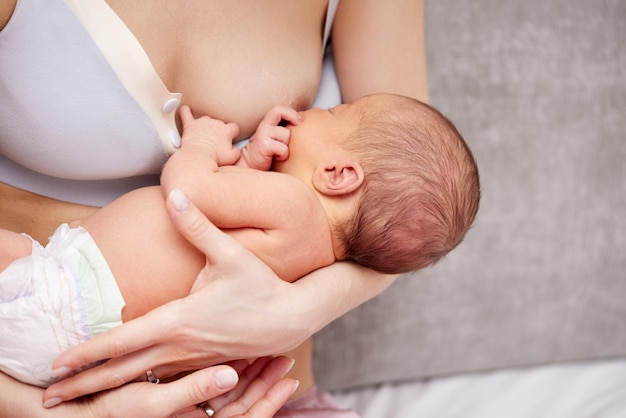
[0,0,176,205]
[0,0,339,206]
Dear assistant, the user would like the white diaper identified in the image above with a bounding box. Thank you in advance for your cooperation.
[0,224,125,387]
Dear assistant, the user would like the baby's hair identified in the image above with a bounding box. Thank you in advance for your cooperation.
[338,94,480,274]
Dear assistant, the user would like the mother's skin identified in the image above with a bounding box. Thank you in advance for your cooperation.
[0,0,428,406]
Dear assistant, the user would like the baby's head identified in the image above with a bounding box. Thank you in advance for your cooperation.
[335,94,480,274]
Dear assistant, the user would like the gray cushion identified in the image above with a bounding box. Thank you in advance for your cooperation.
[313,0,626,390]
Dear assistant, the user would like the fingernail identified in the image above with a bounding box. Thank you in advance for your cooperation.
[43,397,62,409]
[292,380,300,395]
[169,188,189,212]
[50,366,72,380]
[287,357,296,372]
[214,368,238,389]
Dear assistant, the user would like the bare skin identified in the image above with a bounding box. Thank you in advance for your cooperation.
[0,0,16,30]
[0,0,428,409]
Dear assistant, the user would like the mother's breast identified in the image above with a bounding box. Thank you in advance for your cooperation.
[181,61,322,139]
[130,0,328,138]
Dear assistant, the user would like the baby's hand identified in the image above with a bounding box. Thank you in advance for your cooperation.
[238,105,302,171]
[179,105,241,166]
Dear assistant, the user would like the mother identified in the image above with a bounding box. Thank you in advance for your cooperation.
[0,0,428,416]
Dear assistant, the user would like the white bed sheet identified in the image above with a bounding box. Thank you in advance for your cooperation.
[331,359,626,418]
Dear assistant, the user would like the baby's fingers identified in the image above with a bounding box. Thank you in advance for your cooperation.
[261,105,302,127]
[179,105,195,126]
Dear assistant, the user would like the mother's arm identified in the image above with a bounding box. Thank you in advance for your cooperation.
[332,0,429,103]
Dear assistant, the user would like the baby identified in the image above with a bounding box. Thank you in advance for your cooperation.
[0,93,480,387]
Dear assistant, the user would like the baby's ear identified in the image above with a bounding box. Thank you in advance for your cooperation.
[312,158,364,196]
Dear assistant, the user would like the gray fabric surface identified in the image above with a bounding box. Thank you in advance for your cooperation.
[313,0,626,390]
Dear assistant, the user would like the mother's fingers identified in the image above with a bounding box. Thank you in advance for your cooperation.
[44,301,186,403]
[166,188,246,268]
[50,302,174,372]
[211,356,296,415]
[141,366,239,418]
[228,378,298,418]
[89,366,239,418]
[209,357,273,411]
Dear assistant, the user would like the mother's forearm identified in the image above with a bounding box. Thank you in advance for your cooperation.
[296,261,397,334]
[0,372,73,418]
[0,181,99,244]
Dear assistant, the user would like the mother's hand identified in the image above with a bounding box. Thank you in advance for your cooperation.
[3,357,297,417]
[44,189,396,404]
[44,189,311,404]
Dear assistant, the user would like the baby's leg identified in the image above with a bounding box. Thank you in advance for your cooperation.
[0,229,33,271]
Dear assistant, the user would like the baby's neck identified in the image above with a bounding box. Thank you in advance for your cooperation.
[315,193,352,261]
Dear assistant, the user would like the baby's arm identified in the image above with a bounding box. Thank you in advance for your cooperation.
[0,229,33,271]
[162,105,301,214]
[236,105,301,171]
[175,167,334,282]
[161,105,241,200]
